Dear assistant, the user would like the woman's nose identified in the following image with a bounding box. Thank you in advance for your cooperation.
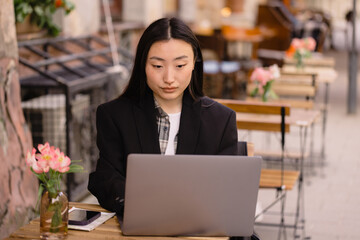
[163,67,175,84]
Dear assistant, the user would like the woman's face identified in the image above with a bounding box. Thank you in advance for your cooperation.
[146,38,195,106]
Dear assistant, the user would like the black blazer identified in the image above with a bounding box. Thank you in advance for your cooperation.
[88,90,238,213]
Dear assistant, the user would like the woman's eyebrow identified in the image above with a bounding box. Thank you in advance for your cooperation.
[149,56,165,61]
[174,55,188,61]
[148,55,189,61]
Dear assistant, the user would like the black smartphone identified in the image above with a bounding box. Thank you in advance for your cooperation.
[68,209,101,226]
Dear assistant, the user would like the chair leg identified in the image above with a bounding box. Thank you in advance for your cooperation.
[277,190,287,240]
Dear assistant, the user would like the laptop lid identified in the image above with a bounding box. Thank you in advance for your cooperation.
[121,154,261,237]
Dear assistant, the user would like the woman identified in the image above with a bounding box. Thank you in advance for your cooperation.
[88,17,238,214]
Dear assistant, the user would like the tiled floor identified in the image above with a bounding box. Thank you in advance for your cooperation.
[83,50,360,240]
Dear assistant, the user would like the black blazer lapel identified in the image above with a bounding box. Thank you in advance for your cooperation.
[176,93,201,154]
[132,93,161,153]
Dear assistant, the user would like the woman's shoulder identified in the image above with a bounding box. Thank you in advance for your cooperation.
[97,96,133,112]
[199,96,235,114]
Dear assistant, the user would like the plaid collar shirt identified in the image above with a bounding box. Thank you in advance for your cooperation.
[154,99,178,154]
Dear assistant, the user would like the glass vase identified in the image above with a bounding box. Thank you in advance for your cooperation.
[295,54,304,69]
[40,191,69,240]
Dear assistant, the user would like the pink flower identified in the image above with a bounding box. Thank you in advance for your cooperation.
[51,148,71,173]
[304,37,316,51]
[36,142,56,173]
[37,142,51,154]
[26,148,36,166]
[25,142,83,204]
[250,67,272,87]
[26,148,45,173]
[269,64,280,79]
[291,38,304,49]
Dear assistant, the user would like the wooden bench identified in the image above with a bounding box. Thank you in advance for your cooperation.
[259,169,299,190]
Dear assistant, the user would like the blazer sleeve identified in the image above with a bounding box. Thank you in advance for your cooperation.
[218,109,238,155]
[88,104,126,214]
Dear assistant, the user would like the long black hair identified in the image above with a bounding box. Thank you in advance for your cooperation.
[122,17,204,101]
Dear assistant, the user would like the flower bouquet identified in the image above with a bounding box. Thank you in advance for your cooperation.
[286,37,316,69]
[26,142,83,239]
[249,64,280,102]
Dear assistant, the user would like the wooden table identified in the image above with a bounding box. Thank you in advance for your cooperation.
[6,202,228,240]
[281,65,337,83]
[283,55,335,68]
[236,107,320,160]
[236,108,320,130]
[221,25,275,59]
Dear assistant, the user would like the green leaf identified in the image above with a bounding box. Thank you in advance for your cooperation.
[68,164,85,173]
[47,23,61,36]
[33,6,44,16]
[64,1,75,14]
[15,2,33,23]
[269,89,279,99]
[30,168,47,183]
[50,203,62,232]
[70,159,82,163]
[250,87,259,97]
[35,184,45,210]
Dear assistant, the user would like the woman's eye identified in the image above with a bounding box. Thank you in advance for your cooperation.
[153,65,162,69]
[177,64,186,69]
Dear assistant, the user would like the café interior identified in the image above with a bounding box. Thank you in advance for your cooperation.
[3,0,360,239]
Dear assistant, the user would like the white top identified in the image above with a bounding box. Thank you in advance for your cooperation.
[165,112,181,155]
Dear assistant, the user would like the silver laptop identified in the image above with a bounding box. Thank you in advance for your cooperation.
[121,154,261,237]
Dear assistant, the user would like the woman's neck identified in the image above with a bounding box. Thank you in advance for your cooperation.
[155,95,183,114]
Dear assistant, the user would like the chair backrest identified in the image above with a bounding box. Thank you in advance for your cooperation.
[238,141,255,157]
[215,99,290,155]
[216,99,290,132]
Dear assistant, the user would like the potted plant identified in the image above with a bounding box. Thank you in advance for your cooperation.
[286,37,317,69]
[249,64,280,102]
[14,0,75,37]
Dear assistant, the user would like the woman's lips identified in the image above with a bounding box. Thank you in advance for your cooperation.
[162,87,177,93]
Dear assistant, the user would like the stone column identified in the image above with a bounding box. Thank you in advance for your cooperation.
[0,0,38,238]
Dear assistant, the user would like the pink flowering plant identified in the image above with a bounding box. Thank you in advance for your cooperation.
[286,37,317,68]
[26,142,83,230]
[249,64,280,102]
[26,142,83,203]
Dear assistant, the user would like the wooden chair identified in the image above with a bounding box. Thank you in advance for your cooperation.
[216,99,300,238]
